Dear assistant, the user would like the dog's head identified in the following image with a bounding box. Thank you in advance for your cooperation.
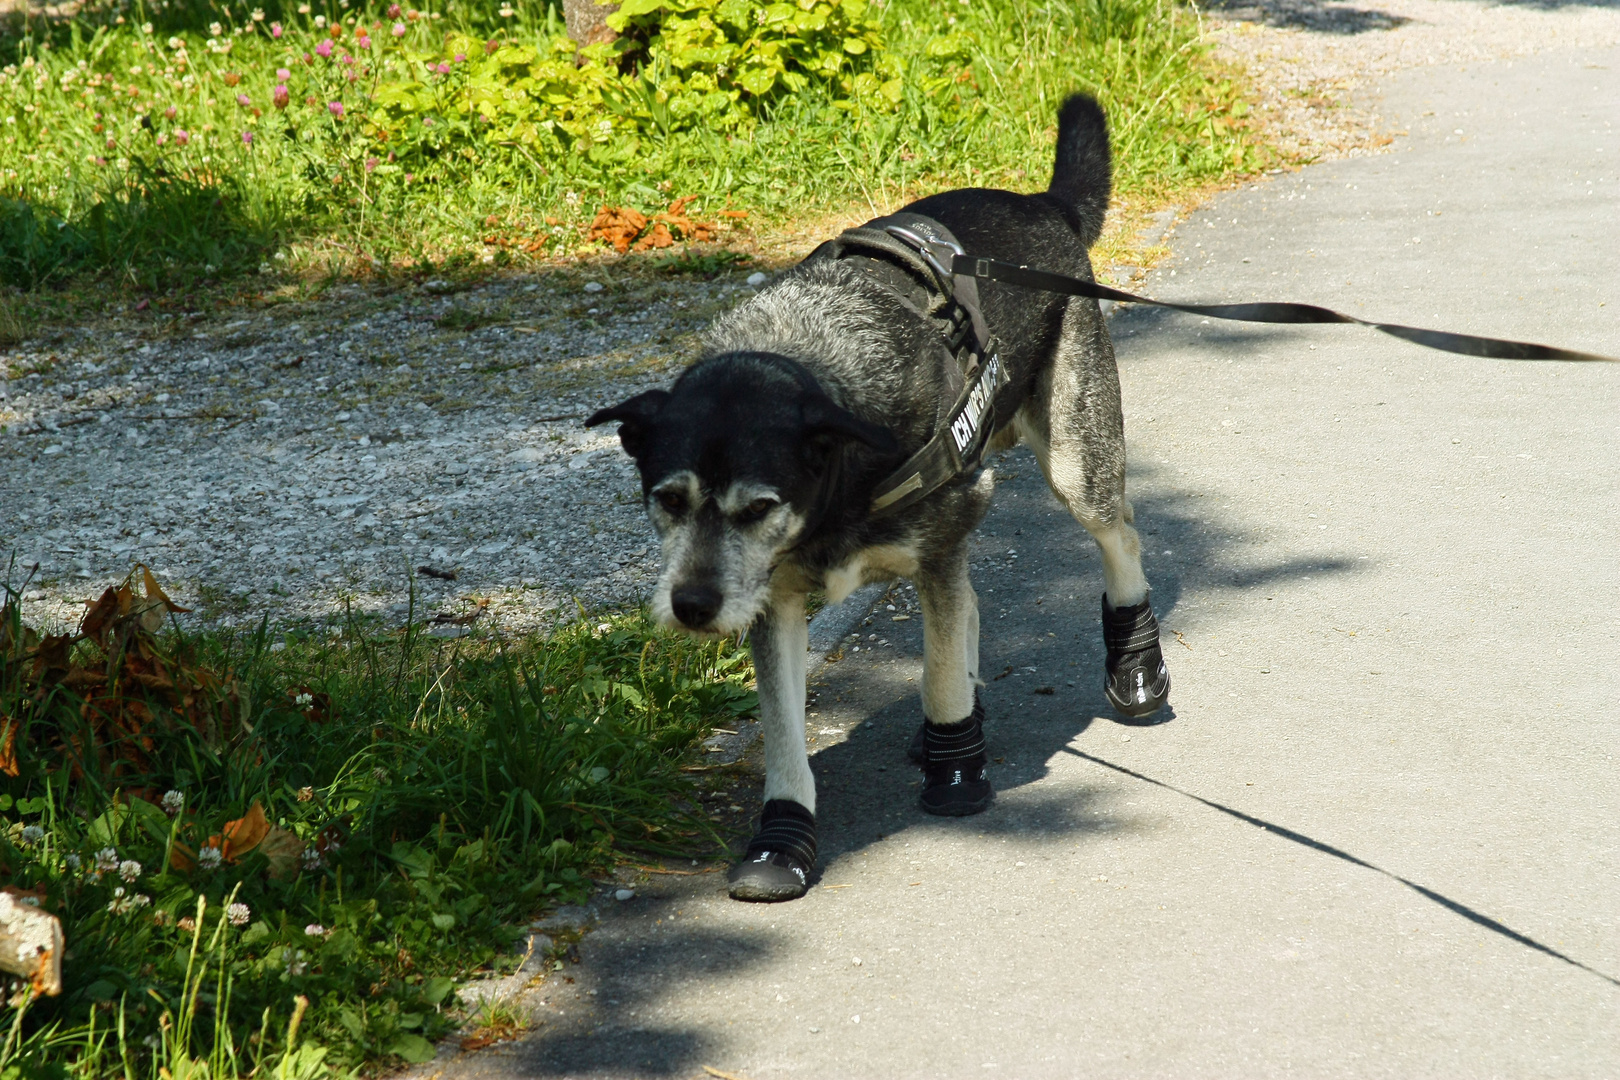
[587,353,895,634]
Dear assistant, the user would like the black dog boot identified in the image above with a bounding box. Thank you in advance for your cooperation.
[728,799,817,902]
[1102,593,1170,718]
[919,696,994,816]
[907,689,982,764]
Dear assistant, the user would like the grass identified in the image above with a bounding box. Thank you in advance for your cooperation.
[0,0,1266,292]
[0,566,758,1077]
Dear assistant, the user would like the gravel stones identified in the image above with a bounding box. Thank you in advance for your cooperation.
[0,272,758,634]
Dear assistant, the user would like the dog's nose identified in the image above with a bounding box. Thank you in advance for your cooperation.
[671,585,723,629]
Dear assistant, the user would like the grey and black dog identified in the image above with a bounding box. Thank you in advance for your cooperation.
[587,94,1169,902]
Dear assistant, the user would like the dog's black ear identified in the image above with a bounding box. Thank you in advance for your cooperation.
[801,395,898,455]
[586,390,669,457]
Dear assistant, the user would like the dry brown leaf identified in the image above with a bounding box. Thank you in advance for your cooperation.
[259,825,306,880]
[0,719,18,778]
[221,801,270,861]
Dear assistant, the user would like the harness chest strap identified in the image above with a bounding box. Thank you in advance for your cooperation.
[832,215,1011,519]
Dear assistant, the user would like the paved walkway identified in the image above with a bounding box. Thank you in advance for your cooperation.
[436,43,1620,1080]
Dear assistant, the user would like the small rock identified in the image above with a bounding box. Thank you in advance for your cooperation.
[746,272,767,287]
[584,281,605,293]
[613,888,635,902]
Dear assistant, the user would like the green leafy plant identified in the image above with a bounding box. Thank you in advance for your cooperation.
[0,570,757,1075]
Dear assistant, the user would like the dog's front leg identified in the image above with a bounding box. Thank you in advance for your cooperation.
[727,588,817,902]
[914,547,994,817]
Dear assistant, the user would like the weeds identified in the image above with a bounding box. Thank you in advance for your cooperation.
[0,567,757,1075]
[0,0,1262,289]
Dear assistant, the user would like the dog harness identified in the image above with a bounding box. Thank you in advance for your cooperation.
[810,213,1013,519]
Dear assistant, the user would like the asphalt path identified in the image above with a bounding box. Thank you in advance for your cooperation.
[438,44,1620,1079]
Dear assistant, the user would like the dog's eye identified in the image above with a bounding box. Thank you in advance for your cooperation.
[739,497,777,522]
[655,491,687,516]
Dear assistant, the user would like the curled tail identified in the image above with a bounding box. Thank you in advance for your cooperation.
[1047,93,1112,249]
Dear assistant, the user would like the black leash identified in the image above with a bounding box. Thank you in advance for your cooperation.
[957,256,1620,363]
[859,219,1616,521]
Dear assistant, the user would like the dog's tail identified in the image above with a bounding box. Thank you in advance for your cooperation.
[1047,93,1112,249]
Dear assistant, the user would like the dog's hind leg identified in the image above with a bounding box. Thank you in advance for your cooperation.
[727,588,818,902]
[914,546,994,816]
[1017,299,1170,718]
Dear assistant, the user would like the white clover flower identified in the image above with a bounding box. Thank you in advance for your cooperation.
[19,825,44,846]
[95,847,119,872]
[64,853,81,872]
[108,887,134,914]
[198,845,223,870]
[118,859,142,882]
[252,8,265,20]
[133,894,151,908]
[286,948,309,976]
[302,848,324,871]
[294,692,314,707]
[162,789,185,815]
[304,923,327,937]
[209,21,223,36]
[227,902,251,926]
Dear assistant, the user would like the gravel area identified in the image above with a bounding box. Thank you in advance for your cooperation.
[8,0,1619,637]
[1,271,755,634]
[1207,0,1620,163]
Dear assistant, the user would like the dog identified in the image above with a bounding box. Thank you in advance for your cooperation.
[587,94,1170,902]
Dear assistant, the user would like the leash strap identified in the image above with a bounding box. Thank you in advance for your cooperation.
[956,256,1620,363]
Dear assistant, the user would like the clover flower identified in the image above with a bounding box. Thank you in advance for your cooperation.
[19,824,43,846]
[197,844,223,869]
[162,789,185,815]
[305,923,328,937]
[178,916,197,932]
[174,128,190,146]
[164,105,177,119]
[95,847,119,872]
[296,786,315,802]
[453,52,466,63]
[434,62,449,74]
[392,21,405,36]
[107,887,151,915]
[227,902,251,926]
[388,3,401,15]
[236,93,251,107]
[277,67,291,79]
[365,156,378,172]
[273,85,290,110]
[286,948,309,976]
[241,130,253,145]
[315,39,333,58]
[356,34,371,49]
[303,847,325,871]
[118,859,142,882]
[64,853,81,872]
[328,101,344,117]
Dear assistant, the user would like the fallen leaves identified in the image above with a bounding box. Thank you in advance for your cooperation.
[589,196,717,253]
[0,566,247,781]
[170,799,308,879]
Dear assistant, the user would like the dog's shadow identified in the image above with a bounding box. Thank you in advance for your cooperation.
[801,445,1358,866]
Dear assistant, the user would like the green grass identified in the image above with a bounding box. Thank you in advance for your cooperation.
[0,570,758,1077]
[0,0,1263,291]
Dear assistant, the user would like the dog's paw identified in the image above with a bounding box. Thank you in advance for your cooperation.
[728,799,816,903]
[728,850,811,902]
[918,699,994,816]
[1102,593,1170,718]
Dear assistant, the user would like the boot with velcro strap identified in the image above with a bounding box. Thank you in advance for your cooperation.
[1102,592,1170,718]
[728,799,817,902]
[918,694,994,816]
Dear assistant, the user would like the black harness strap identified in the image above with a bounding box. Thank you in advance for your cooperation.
[824,215,1012,519]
